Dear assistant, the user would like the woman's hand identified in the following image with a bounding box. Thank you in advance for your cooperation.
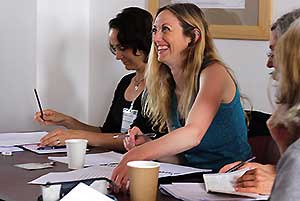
[34,109,70,127]
[39,129,81,146]
[111,147,144,192]
[123,126,151,151]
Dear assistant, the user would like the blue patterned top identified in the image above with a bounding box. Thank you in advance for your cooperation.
[169,87,251,172]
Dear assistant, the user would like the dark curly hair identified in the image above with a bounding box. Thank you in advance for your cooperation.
[109,7,153,62]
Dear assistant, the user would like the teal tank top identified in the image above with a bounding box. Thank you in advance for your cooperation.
[169,88,251,172]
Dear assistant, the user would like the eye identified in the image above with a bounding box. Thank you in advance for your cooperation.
[117,45,126,51]
[162,25,170,33]
[110,45,117,54]
[151,27,157,34]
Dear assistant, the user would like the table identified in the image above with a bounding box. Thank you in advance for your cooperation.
[0,148,181,201]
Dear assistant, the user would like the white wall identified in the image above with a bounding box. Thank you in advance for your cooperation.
[0,0,300,132]
[0,0,36,132]
[89,0,147,126]
[36,0,90,131]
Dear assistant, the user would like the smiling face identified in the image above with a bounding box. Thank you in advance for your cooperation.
[152,10,192,67]
[109,28,146,70]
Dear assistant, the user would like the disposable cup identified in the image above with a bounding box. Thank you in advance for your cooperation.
[65,139,88,169]
[127,161,160,201]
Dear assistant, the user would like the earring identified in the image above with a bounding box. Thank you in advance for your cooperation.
[194,30,200,36]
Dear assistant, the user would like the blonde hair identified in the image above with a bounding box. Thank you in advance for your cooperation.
[275,18,300,107]
[144,3,227,132]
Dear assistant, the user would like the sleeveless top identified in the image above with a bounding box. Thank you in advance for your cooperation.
[169,87,251,172]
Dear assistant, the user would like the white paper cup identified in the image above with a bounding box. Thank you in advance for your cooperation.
[127,161,160,201]
[41,184,61,201]
[65,139,88,169]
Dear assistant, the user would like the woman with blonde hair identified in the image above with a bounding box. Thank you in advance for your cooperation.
[112,3,251,190]
[267,18,300,200]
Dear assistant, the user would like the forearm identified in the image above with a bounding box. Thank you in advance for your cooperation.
[63,117,101,132]
[131,125,202,161]
[80,132,125,152]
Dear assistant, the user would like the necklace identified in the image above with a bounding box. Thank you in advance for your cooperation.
[133,76,144,91]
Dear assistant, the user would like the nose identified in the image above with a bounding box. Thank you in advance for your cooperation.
[115,50,123,60]
[266,56,274,68]
[153,31,163,44]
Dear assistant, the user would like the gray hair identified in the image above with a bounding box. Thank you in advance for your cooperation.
[271,8,300,38]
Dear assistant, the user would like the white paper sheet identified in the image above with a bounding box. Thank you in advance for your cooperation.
[48,151,210,177]
[60,183,114,201]
[159,162,210,178]
[160,183,269,201]
[0,131,47,146]
[29,166,114,185]
[0,146,24,153]
[48,151,123,166]
[203,169,269,199]
[171,0,245,9]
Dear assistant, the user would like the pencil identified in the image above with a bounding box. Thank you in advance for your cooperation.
[34,88,45,121]
[113,133,157,139]
[225,156,256,173]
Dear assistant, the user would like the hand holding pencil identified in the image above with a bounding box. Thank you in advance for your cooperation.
[121,126,155,151]
[34,109,70,127]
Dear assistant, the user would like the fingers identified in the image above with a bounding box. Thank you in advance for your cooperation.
[123,136,134,151]
[111,165,129,193]
[235,168,274,195]
[124,127,143,151]
[219,161,241,173]
[240,162,262,170]
[39,129,67,146]
[236,186,259,194]
[34,109,66,126]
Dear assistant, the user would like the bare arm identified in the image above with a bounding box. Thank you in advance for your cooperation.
[34,109,102,132]
[39,129,125,152]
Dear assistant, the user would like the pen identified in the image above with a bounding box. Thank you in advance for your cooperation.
[225,156,256,173]
[34,88,45,121]
[113,133,157,139]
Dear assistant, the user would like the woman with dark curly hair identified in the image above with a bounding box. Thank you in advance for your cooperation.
[34,7,156,152]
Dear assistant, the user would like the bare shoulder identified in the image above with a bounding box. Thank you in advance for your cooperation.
[200,63,229,82]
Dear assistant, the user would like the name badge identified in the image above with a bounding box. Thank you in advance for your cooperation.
[121,108,138,133]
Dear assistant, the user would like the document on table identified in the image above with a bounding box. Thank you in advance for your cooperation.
[203,169,270,199]
[60,183,114,201]
[29,166,114,185]
[30,163,209,185]
[0,131,47,146]
[159,162,211,178]
[31,151,211,185]
[48,151,123,166]
[48,151,211,177]
[0,146,24,153]
[160,183,269,201]
[21,143,67,154]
